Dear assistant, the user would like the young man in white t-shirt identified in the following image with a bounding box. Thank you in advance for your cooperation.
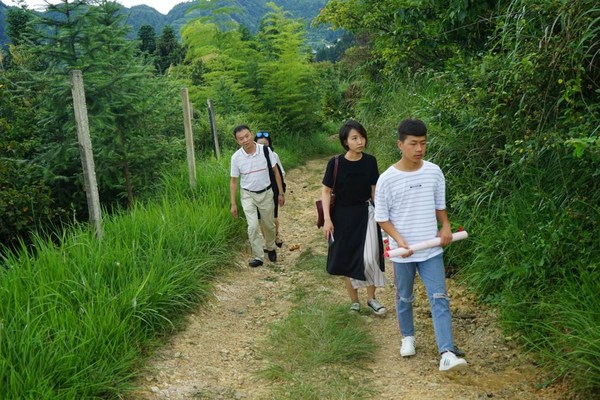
[230,125,285,267]
[374,118,468,371]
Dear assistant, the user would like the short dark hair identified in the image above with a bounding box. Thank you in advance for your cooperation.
[397,119,427,141]
[233,124,250,138]
[339,119,368,151]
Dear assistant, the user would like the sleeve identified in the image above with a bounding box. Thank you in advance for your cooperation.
[374,173,390,222]
[321,157,336,188]
[434,167,446,210]
[370,155,380,185]
[230,153,239,178]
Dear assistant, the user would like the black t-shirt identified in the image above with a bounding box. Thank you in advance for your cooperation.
[322,153,379,207]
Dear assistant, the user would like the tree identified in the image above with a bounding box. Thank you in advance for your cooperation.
[137,24,156,55]
[155,25,184,73]
[180,18,258,116]
[6,7,36,46]
[316,0,497,73]
[255,4,322,133]
[6,0,184,227]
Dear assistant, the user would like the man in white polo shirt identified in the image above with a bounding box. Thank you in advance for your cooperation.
[230,125,285,267]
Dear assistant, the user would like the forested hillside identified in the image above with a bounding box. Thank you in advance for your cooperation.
[0,2,8,44]
[0,0,336,48]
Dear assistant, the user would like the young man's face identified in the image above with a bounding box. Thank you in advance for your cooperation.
[397,134,427,163]
[235,128,254,151]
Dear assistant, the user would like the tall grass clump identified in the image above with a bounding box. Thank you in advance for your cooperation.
[527,270,600,394]
[0,159,245,398]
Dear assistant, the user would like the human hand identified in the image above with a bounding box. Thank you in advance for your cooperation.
[230,204,238,218]
[396,237,413,258]
[438,226,452,246]
[324,221,334,241]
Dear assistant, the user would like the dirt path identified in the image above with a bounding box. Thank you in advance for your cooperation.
[130,157,568,400]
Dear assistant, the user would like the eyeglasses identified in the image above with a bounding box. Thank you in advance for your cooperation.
[256,132,269,138]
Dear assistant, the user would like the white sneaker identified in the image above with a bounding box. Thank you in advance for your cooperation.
[439,351,468,371]
[400,336,416,357]
[349,302,360,313]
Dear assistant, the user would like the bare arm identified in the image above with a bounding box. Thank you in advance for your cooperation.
[436,209,452,246]
[273,165,285,206]
[321,185,334,240]
[230,177,238,218]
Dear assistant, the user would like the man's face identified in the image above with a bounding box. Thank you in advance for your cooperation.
[235,129,254,151]
[397,134,427,163]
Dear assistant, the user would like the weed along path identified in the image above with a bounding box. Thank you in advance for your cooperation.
[130,157,568,400]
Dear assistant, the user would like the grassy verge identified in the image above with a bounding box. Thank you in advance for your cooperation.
[0,160,245,399]
[258,250,376,399]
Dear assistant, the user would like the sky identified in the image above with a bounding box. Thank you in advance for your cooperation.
[4,0,190,15]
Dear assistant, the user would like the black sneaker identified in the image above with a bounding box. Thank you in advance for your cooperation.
[267,250,277,262]
[249,259,263,268]
[367,298,387,316]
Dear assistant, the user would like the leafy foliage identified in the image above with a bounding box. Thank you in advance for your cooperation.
[320,0,599,395]
[316,0,498,72]
[178,1,326,144]
[1,0,185,246]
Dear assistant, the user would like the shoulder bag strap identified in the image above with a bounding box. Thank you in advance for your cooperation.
[332,155,339,194]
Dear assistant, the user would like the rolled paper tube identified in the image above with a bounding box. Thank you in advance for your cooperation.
[384,231,468,258]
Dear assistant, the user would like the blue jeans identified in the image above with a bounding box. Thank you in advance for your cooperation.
[393,253,455,354]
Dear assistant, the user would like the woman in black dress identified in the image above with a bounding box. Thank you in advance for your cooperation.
[321,120,387,315]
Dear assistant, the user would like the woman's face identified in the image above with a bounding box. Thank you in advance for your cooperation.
[345,129,366,153]
[257,138,269,147]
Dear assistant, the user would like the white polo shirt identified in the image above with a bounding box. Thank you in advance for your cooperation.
[230,143,277,192]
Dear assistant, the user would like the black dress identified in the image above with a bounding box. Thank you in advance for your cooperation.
[322,153,384,281]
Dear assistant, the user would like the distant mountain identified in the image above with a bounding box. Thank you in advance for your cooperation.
[0,2,8,45]
[0,0,340,49]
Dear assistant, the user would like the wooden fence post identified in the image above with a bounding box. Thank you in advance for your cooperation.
[207,99,221,160]
[69,70,103,239]
[181,88,196,188]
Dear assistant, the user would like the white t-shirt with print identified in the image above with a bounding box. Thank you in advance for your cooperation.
[374,160,446,263]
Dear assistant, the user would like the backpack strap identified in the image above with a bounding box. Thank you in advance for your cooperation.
[263,145,277,191]
[263,144,273,170]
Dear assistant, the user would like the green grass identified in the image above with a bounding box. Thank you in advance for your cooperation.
[295,249,329,273]
[0,159,245,399]
[258,288,376,399]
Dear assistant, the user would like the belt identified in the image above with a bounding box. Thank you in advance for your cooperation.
[244,185,271,194]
